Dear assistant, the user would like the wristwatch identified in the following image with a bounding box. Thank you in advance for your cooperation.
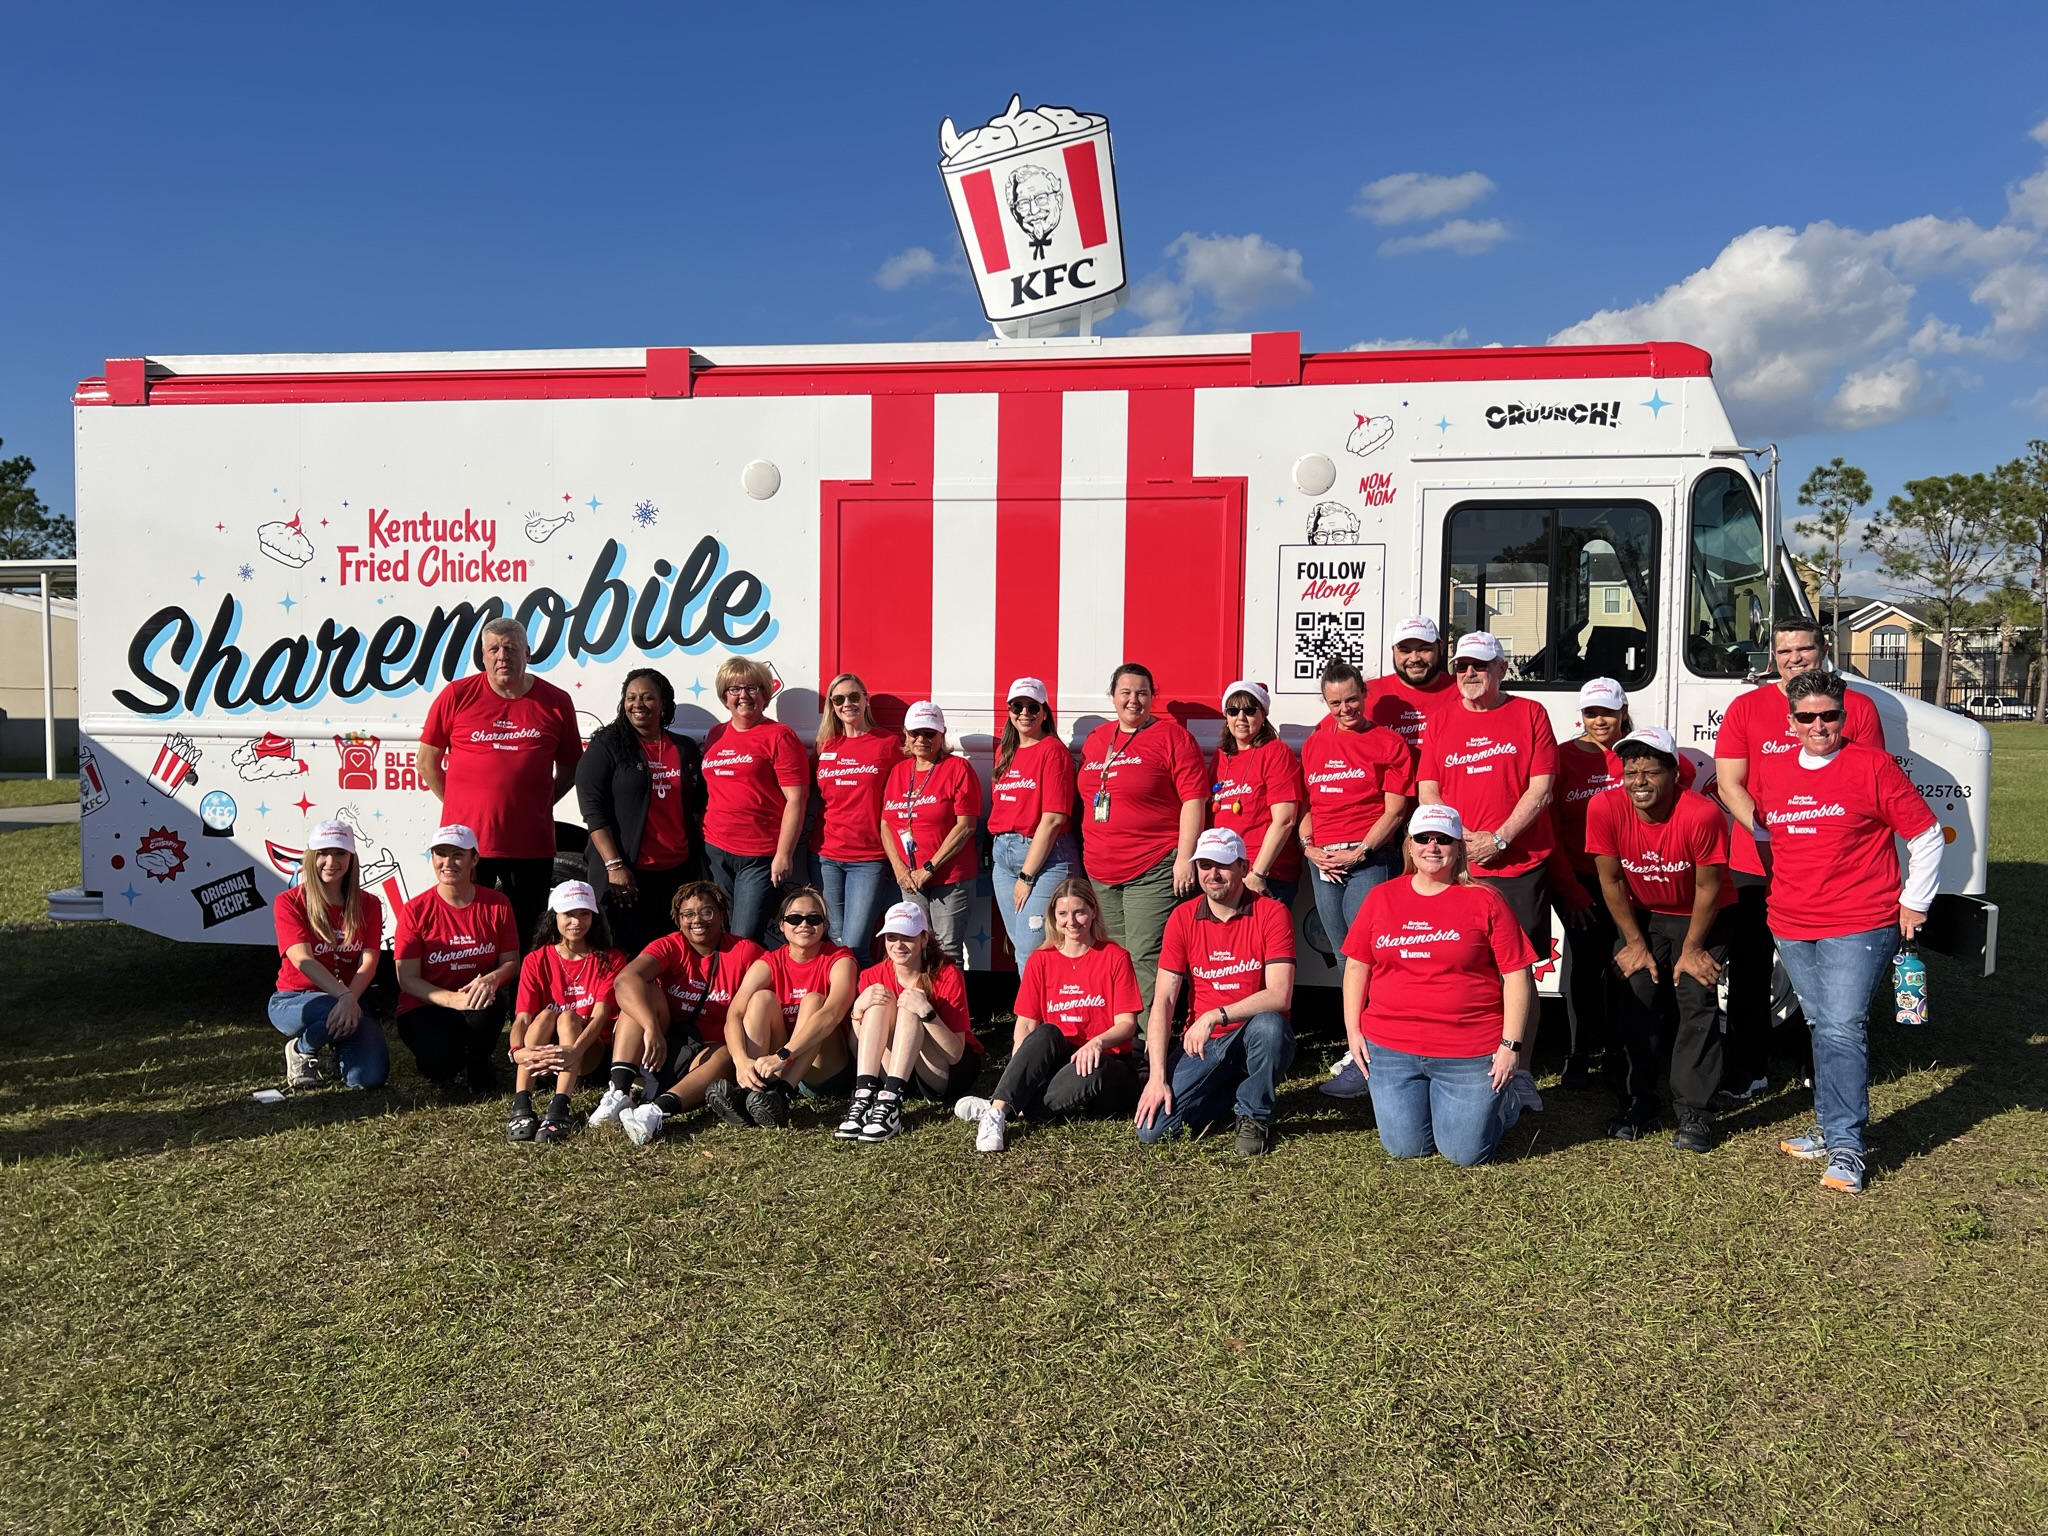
[1499,1037,1524,1054]
[920,859,936,874]
[1491,832,1509,854]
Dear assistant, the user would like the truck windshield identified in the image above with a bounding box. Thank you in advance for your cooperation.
[1687,468,1770,677]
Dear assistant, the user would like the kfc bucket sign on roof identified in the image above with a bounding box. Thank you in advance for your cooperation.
[940,96,1127,337]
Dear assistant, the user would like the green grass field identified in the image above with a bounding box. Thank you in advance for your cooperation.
[1,734,2043,1534]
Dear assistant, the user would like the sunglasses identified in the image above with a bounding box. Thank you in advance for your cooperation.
[830,692,864,707]
[1008,699,1044,715]
[1224,704,1263,718]
[1412,832,1458,846]
[907,728,941,740]
[1450,659,1490,674]
[781,911,827,928]
[1792,709,1843,724]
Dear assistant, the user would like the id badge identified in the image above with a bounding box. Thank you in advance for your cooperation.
[1092,791,1111,824]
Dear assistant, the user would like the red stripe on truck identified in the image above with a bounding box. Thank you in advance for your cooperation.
[995,392,1064,717]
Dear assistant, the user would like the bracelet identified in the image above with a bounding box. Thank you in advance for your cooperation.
[604,859,626,871]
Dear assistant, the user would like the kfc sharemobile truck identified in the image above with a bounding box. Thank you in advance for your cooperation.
[52,97,1996,982]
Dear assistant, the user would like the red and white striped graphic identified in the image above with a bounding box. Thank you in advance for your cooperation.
[955,139,1114,277]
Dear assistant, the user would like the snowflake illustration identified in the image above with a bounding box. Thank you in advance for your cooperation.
[631,499,659,529]
[238,564,255,581]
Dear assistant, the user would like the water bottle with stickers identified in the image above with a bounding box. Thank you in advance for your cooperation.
[1893,942,1928,1028]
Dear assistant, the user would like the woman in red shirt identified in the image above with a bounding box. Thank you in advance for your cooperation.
[1074,662,1209,1008]
[1340,804,1538,1166]
[700,657,808,946]
[838,902,982,1142]
[1210,680,1305,912]
[505,881,625,1143]
[1547,677,1631,1091]
[881,701,983,965]
[988,676,1078,967]
[268,818,388,1090]
[810,672,899,964]
[953,878,1142,1152]
[576,668,706,957]
[711,886,859,1129]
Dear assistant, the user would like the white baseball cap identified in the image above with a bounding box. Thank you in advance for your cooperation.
[1617,725,1679,763]
[1408,804,1465,840]
[1453,632,1505,663]
[1577,677,1627,712]
[1393,615,1440,645]
[1193,827,1248,865]
[548,879,600,914]
[427,823,478,852]
[304,819,358,855]
[904,700,947,733]
[879,901,929,938]
[1221,679,1271,713]
[1005,677,1049,707]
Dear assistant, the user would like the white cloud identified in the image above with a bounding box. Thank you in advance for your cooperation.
[874,245,957,290]
[1972,261,2048,334]
[1378,218,1510,257]
[1125,232,1311,335]
[1830,358,1933,428]
[2021,385,2048,419]
[1346,329,1473,351]
[2011,116,2048,227]
[1353,171,1495,226]
[1880,214,2035,275]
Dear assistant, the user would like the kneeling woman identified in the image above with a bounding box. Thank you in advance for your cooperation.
[598,881,763,1144]
[1339,804,1538,1166]
[955,877,1142,1153]
[838,902,981,1142]
[506,882,626,1142]
[270,818,388,1089]
[712,886,858,1128]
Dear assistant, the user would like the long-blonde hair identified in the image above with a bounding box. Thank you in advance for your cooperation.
[816,671,876,750]
[1401,829,1478,886]
[304,852,368,945]
[1038,877,1110,950]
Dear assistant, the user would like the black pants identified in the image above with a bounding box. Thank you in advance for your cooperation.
[1562,869,1617,1063]
[397,1003,504,1086]
[1612,910,1730,1116]
[477,856,557,951]
[607,862,693,957]
[990,1024,1143,1122]
[1477,865,1551,959]
[1724,871,1772,1090]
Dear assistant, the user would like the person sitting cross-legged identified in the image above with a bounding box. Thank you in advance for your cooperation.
[837,902,982,1143]
[1133,828,1298,1157]
[710,885,859,1128]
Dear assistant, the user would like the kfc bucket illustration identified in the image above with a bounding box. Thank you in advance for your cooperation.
[940,97,1127,336]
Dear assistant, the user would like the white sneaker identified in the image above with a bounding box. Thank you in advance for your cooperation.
[621,1103,665,1146]
[975,1105,1008,1153]
[1512,1068,1544,1113]
[284,1037,324,1089]
[588,1085,631,1129]
[953,1095,993,1124]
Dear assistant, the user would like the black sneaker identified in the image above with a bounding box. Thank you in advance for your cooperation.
[836,1087,875,1141]
[1672,1110,1717,1154]
[1234,1116,1272,1157]
[1560,1055,1596,1092]
[857,1091,903,1144]
[745,1081,792,1129]
[505,1111,540,1143]
[1605,1103,1658,1141]
[703,1077,753,1129]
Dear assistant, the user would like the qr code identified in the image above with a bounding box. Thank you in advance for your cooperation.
[1293,609,1368,680]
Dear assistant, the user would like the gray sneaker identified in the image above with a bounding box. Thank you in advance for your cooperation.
[1234,1115,1273,1157]
[284,1037,325,1090]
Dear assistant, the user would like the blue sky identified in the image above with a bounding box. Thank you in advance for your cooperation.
[5,1,2046,586]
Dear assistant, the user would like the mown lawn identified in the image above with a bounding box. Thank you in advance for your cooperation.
[0,732,2043,1534]
[0,775,78,809]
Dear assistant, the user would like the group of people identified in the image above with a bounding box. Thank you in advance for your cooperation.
[266,613,1939,1187]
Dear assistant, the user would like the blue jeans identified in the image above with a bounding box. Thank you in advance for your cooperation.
[1309,845,1399,973]
[268,990,390,1089]
[818,856,889,964]
[990,831,1078,963]
[1776,925,1898,1158]
[705,842,777,948]
[1364,1041,1520,1166]
[1135,1011,1295,1142]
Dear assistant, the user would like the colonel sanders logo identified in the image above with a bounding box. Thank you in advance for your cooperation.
[1007,164,1063,259]
[1306,502,1361,545]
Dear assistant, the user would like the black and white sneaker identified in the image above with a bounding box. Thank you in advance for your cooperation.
[703,1077,753,1129]
[858,1091,904,1143]
[284,1037,325,1090]
[745,1081,792,1129]
[505,1110,540,1143]
[836,1087,875,1140]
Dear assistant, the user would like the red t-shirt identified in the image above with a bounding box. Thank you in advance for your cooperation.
[812,729,900,862]
[765,944,856,1027]
[392,886,518,1016]
[1419,696,1560,876]
[273,885,383,993]
[988,734,1077,837]
[516,944,624,1019]
[882,754,982,888]
[1075,718,1210,885]
[1342,877,1538,1058]
[638,932,764,1038]
[1209,739,1307,882]
[1367,671,1453,750]
[855,960,980,1051]
[1584,787,1735,916]
[635,735,692,871]
[701,718,808,858]
[1158,894,1297,1034]
[1553,743,1625,875]
[1714,681,1883,876]
[1299,722,1417,847]
[1753,742,1936,941]
[1014,941,1143,1051]
[418,674,581,860]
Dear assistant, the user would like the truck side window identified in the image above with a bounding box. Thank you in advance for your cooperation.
[1442,500,1657,689]
[1686,469,1769,678]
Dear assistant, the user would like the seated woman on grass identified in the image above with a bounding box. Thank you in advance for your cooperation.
[270,818,388,1090]
[594,881,762,1145]
[708,885,858,1129]
[837,901,982,1143]
[506,881,625,1144]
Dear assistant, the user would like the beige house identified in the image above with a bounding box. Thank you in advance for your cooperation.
[0,588,77,760]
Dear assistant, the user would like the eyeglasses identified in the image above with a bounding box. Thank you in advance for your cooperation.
[1792,709,1843,724]
[1450,659,1490,674]
[725,685,764,699]
[781,911,827,928]
[1412,832,1458,846]
[677,908,720,925]
[830,692,864,707]
[1224,704,1262,718]
[1008,700,1043,715]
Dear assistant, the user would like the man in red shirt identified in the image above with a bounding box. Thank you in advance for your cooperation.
[1134,828,1297,1157]
[419,617,583,948]
[1367,614,1455,749]
[1712,617,1884,1103]
[1587,727,1735,1152]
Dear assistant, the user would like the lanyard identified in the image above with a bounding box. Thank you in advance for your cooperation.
[1100,720,1149,776]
